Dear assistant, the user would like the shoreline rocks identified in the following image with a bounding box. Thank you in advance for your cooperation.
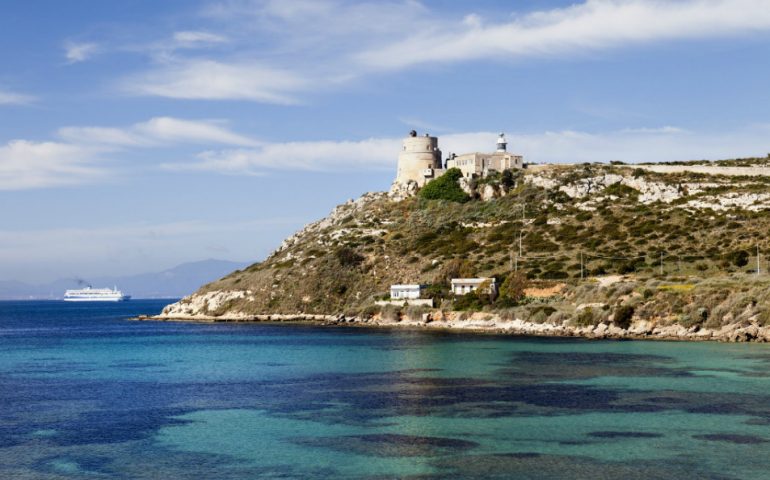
[143,308,770,343]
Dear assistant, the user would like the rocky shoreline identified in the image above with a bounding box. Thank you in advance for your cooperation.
[138,311,770,343]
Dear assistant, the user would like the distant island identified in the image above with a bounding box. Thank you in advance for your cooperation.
[151,131,770,343]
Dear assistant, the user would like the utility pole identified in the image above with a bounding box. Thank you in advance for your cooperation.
[515,254,518,272]
[519,231,522,258]
[660,251,664,276]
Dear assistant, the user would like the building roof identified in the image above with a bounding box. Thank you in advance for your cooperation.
[451,278,495,284]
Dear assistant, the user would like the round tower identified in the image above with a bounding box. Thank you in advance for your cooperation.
[496,133,507,153]
[395,131,442,186]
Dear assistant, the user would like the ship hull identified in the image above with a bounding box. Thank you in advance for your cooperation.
[63,295,131,302]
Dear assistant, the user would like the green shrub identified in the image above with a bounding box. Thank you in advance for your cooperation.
[419,168,470,203]
[335,247,364,267]
[727,249,750,267]
[501,169,517,189]
[575,211,593,222]
[603,183,639,199]
[613,305,635,329]
[575,307,597,326]
[452,291,487,311]
[499,271,528,303]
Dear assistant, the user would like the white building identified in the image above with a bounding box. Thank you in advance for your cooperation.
[445,133,523,179]
[390,284,425,300]
[451,278,498,296]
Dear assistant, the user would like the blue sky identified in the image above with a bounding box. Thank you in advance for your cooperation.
[2,0,770,283]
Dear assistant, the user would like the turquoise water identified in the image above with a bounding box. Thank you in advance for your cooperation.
[2,301,770,478]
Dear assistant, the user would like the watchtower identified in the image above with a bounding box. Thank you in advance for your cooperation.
[395,130,442,186]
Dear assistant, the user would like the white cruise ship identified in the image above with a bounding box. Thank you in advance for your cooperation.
[63,286,131,302]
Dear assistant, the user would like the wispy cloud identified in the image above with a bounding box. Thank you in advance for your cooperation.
[440,125,770,165]
[121,60,307,103]
[162,123,770,175]
[1,117,259,190]
[64,41,99,63]
[172,31,228,47]
[0,88,35,105]
[165,137,400,174]
[0,140,106,190]
[59,116,259,147]
[357,0,770,70]
[116,0,770,103]
[121,0,428,102]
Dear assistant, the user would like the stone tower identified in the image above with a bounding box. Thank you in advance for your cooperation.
[395,130,442,187]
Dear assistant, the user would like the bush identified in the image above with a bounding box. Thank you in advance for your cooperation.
[727,249,750,267]
[501,169,516,189]
[603,183,639,199]
[405,305,431,320]
[575,307,597,326]
[452,291,486,311]
[381,305,401,322]
[419,168,470,203]
[613,305,635,329]
[335,247,364,267]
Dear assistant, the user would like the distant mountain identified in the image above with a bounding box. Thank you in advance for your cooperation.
[0,259,251,300]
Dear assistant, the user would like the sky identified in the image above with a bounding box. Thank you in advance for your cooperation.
[2,0,770,283]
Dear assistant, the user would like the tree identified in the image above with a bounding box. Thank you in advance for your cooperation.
[501,169,516,189]
[434,258,475,286]
[499,271,528,303]
[419,168,470,203]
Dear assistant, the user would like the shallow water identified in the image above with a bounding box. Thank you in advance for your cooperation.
[1,300,770,479]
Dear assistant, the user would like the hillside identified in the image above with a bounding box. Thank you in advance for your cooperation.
[157,160,770,341]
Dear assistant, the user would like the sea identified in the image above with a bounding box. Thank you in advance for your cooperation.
[2,300,770,479]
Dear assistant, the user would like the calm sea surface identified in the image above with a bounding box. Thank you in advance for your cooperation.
[2,300,770,479]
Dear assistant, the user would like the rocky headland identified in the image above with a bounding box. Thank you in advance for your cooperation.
[152,159,770,342]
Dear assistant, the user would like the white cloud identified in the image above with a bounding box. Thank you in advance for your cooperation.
[64,41,99,63]
[0,140,105,190]
[58,116,259,147]
[163,137,400,174]
[0,117,259,191]
[162,124,770,175]
[0,88,35,105]
[122,59,307,103]
[356,0,770,70]
[172,31,228,47]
